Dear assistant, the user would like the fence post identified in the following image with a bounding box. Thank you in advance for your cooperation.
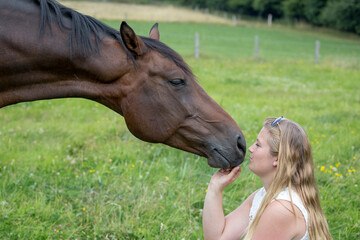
[254,35,259,59]
[315,40,320,64]
[268,14,272,26]
[232,15,237,25]
[195,32,200,58]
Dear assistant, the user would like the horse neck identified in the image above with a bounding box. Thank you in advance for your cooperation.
[0,39,130,109]
[0,3,131,110]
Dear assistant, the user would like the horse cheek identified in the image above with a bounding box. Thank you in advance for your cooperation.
[120,93,164,143]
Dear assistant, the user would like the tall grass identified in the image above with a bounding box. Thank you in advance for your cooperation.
[0,21,359,239]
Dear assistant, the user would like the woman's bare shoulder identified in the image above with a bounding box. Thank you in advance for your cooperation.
[252,200,306,240]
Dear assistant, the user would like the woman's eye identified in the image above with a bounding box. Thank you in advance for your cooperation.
[255,143,260,147]
[169,79,186,86]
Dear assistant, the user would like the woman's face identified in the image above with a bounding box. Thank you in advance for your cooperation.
[248,127,278,178]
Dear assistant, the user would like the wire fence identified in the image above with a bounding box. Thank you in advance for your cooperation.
[162,32,360,66]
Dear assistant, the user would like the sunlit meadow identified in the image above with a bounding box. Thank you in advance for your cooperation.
[0,19,359,239]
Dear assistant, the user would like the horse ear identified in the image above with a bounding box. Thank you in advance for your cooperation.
[149,23,160,40]
[120,21,146,56]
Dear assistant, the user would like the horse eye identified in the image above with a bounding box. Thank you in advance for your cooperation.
[169,79,186,87]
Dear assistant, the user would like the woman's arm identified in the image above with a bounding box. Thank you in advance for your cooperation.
[203,166,254,240]
[220,190,257,239]
[202,182,226,240]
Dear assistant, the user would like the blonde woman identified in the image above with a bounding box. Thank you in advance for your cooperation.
[203,117,332,240]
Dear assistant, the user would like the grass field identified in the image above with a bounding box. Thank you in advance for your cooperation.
[1,15,360,240]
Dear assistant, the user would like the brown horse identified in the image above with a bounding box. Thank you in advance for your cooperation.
[0,0,246,168]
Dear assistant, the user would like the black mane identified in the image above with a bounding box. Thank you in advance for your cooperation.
[35,0,192,76]
[140,37,193,76]
[36,0,129,57]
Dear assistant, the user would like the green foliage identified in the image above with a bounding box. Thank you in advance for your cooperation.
[282,0,305,21]
[207,0,229,11]
[108,0,166,4]
[252,0,285,18]
[227,0,257,15]
[303,0,328,25]
[177,0,207,8]
[103,0,360,34]
[0,21,359,239]
[321,0,360,34]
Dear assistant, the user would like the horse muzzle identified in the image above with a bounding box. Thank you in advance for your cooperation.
[206,133,246,169]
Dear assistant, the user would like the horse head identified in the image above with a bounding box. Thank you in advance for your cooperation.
[112,22,246,169]
[0,0,245,169]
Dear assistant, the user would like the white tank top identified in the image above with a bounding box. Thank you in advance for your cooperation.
[249,187,309,240]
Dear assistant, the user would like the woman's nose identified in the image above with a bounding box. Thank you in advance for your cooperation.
[248,144,254,153]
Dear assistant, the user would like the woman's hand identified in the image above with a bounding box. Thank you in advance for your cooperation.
[208,166,242,193]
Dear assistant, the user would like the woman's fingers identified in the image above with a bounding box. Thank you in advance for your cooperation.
[220,166,242,185]
[228,166,241,181]
[209,166,242,192]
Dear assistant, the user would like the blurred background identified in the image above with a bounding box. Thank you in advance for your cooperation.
[1,0,359,239]
[61,0,360,35]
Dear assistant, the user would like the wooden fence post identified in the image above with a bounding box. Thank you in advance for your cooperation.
[254,35,259,59]
[268,14,272,26]
[195,32,200,58]
[232,15,237,25]
[315,40,320,64]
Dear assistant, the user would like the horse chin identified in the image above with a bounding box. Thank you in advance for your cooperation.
[207,158,230,169]
[207,148,245,169]
[207,156,229,169]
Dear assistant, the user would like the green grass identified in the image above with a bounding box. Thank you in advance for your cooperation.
[0,21,359,239]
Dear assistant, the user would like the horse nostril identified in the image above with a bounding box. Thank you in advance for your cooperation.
[237,135,246,154]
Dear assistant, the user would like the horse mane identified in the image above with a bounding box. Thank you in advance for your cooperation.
[140,37,193,77]
[35,0,193,76]
[36,0,129,58]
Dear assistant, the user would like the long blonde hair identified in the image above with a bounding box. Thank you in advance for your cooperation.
[244,117,332,240]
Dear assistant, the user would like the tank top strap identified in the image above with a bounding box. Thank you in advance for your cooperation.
[275,188,308,224]
[275,188,309,240]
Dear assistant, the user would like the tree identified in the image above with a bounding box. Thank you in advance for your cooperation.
[252,0,286,18]
[321,0,360,34]
[205,0,228,11]
[227,0,257,15]
[282,0,305,22]
[303,0,328,25]
[178,0,207,8]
